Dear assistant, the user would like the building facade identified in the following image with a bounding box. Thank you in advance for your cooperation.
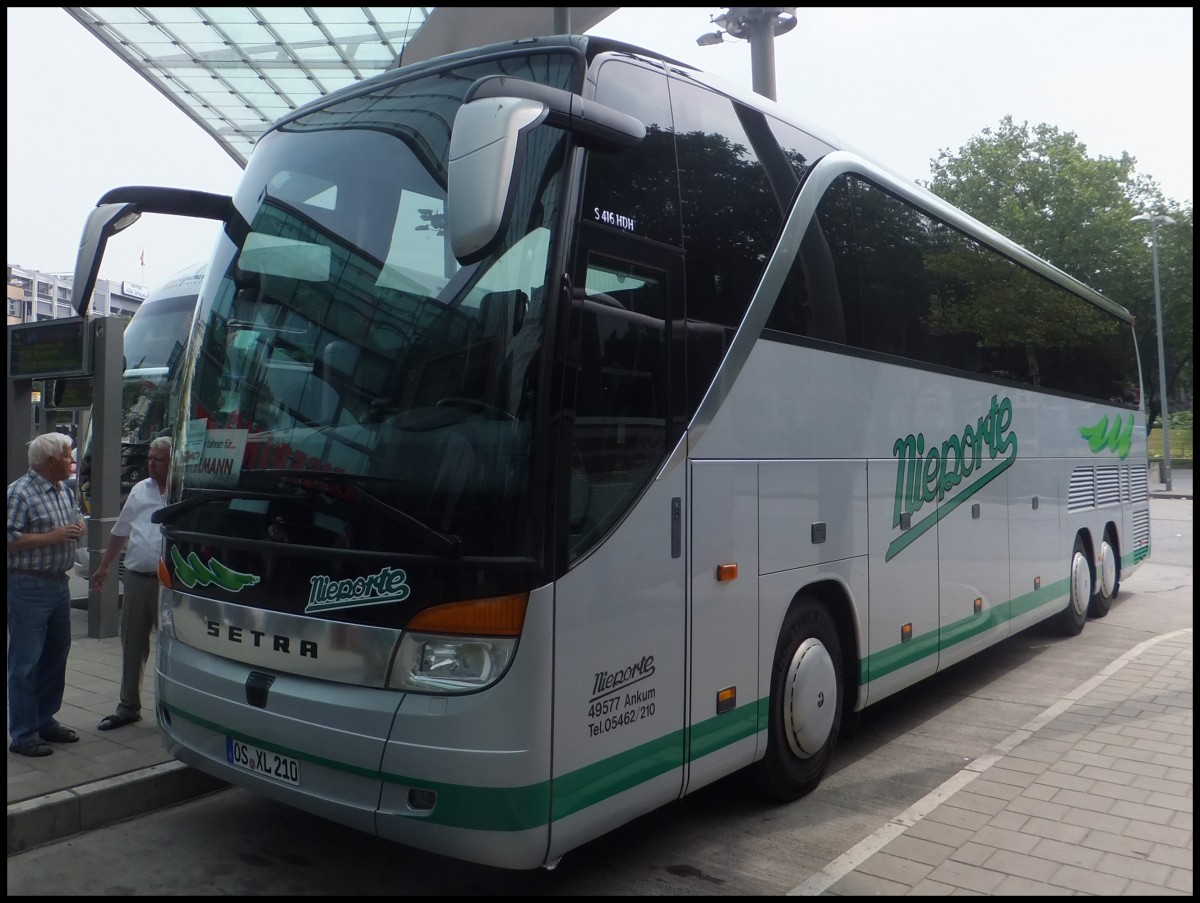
[7,263,146,326]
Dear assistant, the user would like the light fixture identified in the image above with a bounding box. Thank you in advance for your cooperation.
[694,7,798,100]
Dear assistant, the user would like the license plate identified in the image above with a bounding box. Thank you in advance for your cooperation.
[227,737,301,786]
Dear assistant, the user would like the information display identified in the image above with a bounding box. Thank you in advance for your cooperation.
[7,317,92,379]
[46,377,93,411]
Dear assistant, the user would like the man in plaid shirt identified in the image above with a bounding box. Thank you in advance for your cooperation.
[7,432,86,757]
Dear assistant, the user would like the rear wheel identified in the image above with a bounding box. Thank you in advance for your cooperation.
[1057,534,1091,636]
[753,597,843,801]
[1089,528,1120,618]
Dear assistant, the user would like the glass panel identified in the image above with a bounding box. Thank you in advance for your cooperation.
[568,252,669,561]
[671,79,782,332]
[847,176,1139,404]
[177,52,580,561]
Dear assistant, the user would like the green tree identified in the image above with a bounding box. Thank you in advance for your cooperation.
[924,115,1193,418]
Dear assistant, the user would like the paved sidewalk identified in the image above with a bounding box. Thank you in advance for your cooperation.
[1148,464,1193,500]
[6,596,226,855]
[796,630,1193,895]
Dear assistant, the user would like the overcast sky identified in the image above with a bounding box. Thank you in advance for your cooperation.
[7,6,1193,291]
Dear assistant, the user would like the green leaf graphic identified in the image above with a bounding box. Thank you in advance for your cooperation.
[170,546,259,592]
[1079,413,1132,460]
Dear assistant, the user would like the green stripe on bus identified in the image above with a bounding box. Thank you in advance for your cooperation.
[860,576,1070,682]
[551,729,684,819]
[162,553,1136,833]
[163,699,551,830]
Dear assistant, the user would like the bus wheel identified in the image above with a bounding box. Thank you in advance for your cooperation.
[1089,529,1120,618]
[753,597,843,801]
[1057,534,1091,636]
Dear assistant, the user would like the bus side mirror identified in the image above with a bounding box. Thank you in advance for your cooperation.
[447,76,645,266]
[72,202,141,315]
[447,97,549,265]
[72,186,235,316]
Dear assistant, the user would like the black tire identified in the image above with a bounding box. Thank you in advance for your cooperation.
[1088,528,1120,618]
[752,597,843,801]
[1057,534,1091,636]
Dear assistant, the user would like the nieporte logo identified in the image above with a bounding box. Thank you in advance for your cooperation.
[305,566,411,613]
[591,655,656,699]
[888,394,1018,562]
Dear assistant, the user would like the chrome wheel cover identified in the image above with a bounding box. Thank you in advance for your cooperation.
[1070,549,1092,616]
[1099,540,1118,598]
[783,637,837,759]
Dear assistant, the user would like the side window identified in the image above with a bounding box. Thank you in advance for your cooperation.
[670,79,783,333]
[568,245,671,562]
[842,175,1138,404]
[852,179,946,363]
[767,176,860,345]
[767,116,835,182]
[583,59,680,248]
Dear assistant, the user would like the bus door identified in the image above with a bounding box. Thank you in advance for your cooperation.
[548,225,688,856]
[686,459,760,792]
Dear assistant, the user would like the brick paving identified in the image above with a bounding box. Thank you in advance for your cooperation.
[794,631,1192,896]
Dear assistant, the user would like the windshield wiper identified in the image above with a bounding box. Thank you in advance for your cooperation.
[154,473,462,556]
[153,489,278,524]
[251,469,462,556]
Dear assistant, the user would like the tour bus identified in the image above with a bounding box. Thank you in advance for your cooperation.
[74,262,203,580]
[77,261,204,512]
[71,35,1148,870]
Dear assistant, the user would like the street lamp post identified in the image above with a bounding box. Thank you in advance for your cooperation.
[1130,212,1176,490]
[696,7,797,101]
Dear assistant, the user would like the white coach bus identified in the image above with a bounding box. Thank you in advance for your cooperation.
[77,261,203,512]
[73,262,203,582]
[72,34,1149,870]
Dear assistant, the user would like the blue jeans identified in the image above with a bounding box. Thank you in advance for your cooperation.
[7,572,72,747]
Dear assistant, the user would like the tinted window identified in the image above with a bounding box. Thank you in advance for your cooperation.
[767,177,859,344]
[671,79,783,333]
[583,59,680,248]
[568,248,671,561]
[768,174,1139,405]
[767,116,834,182]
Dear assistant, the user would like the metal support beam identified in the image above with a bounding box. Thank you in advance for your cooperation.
[86,316,125,638]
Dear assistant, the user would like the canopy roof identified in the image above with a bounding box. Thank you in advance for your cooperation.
[65,7,617,166]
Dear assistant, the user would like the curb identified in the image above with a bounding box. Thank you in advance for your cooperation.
[7,761,228,855]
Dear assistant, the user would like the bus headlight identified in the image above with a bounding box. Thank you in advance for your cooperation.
[386,593,528,694]
[389,633,517,693]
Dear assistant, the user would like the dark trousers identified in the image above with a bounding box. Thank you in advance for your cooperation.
[7,572,72,746]
[116,572,160,718]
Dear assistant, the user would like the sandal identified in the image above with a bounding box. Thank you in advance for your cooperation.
[98,713,142,731]
[39,725,79,743]
[9,740,53,757]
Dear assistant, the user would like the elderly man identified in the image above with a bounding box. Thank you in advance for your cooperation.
[91,436,172,730]
[7,432,86,757]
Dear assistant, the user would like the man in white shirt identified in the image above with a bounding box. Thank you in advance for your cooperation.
[90,436,171,730]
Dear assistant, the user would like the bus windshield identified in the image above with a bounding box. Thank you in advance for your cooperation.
[121,292,194,444]
[78,265,202,510]
[175,50,579,562]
